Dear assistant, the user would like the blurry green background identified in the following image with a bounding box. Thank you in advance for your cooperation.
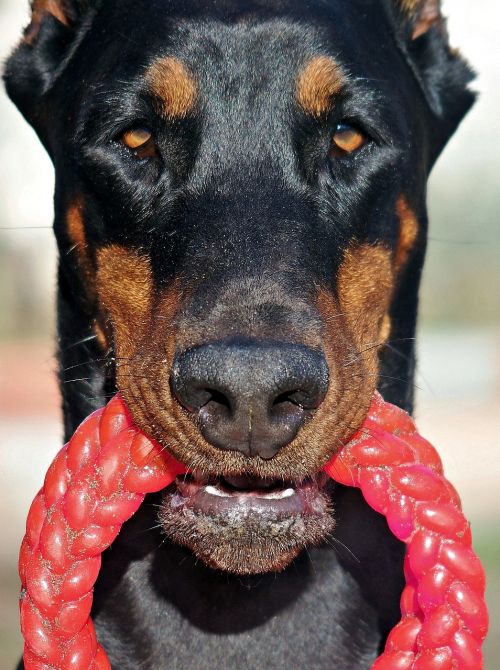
[0,0,499,668]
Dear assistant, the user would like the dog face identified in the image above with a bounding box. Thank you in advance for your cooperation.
[5,0,473,574]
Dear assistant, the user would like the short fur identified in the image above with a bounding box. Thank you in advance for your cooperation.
[5,0,474,667]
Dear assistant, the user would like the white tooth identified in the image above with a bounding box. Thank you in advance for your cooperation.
[261,487,295,499]
[203,484,296,500]
[205,485,232,498]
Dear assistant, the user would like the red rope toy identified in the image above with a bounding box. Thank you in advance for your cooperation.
[19,393,488,669]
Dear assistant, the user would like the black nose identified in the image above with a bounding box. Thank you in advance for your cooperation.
[170,339,329,459]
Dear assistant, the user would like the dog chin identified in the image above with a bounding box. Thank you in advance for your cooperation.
[159,473,335,575]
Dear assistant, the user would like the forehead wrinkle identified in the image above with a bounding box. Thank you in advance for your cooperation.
[296,55,346,118]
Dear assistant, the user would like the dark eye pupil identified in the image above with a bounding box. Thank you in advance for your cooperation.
[336,122,352,134]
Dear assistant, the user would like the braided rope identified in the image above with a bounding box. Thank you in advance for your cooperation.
[19,393,488,669]
[324,392,488,669]
[19,396,186,669]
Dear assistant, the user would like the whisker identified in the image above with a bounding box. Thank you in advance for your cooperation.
[349,371,424,392]
[60,357,114,373]
[324,534,361,564]
[61,334,98,351]
[62,377,94,384]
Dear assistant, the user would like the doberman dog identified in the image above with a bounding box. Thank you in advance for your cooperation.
[5,1,474,668]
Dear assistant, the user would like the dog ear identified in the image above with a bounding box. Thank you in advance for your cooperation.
[395,0,475,160]
[3,1,92,129]
[25,0,88,43]
[400,0,442,40]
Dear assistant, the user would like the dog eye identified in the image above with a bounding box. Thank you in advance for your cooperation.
[330,123,367,158]
[120,127,157,159]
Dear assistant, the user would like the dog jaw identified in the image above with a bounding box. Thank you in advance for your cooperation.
[159,474,335,574]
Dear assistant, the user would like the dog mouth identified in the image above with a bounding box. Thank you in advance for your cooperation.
[172,472,330,515]
[159,471,335,574]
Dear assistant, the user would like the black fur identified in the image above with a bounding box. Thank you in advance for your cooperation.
[6,1,474,667]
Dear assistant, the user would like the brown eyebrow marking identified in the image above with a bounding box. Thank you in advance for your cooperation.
[395,195,419,272]
[296,55,346,118]
[146,56,197,119]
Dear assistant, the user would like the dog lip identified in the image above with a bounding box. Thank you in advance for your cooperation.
[172,473,329,516]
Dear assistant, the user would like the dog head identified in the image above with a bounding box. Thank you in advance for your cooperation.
[5,0,474,574]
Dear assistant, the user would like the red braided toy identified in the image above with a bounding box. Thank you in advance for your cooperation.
[19,393,488,669]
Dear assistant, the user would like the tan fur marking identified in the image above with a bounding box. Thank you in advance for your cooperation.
[93,320,109,351]
[379,313,392,343]
[312,247,393,448]
[395,195,419,272]
[301,244,395,470]
[66,200,87,254]
[96,246,153,360]
[296,56,345,118]
[66,199,97,300]
[146,57,197,119]
[336,244,394,349]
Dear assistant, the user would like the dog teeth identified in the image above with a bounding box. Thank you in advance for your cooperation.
[205,485,232,497]
[203,484,295,499]
[262,487,295,499]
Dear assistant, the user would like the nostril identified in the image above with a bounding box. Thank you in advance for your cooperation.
[174,383,233,415]
[272,390,301,407]
[271,391,307,423]
[269,394,306,426]
[201,388,232,411]
[199,388,233,424]
[271,389,322,411]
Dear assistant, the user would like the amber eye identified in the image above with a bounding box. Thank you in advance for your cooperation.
[120,127,157,159]
[330,122,367,158]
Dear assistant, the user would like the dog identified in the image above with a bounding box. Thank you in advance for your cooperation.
[5,1,474,667]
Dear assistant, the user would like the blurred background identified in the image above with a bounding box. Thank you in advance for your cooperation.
[0,0,499,667]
